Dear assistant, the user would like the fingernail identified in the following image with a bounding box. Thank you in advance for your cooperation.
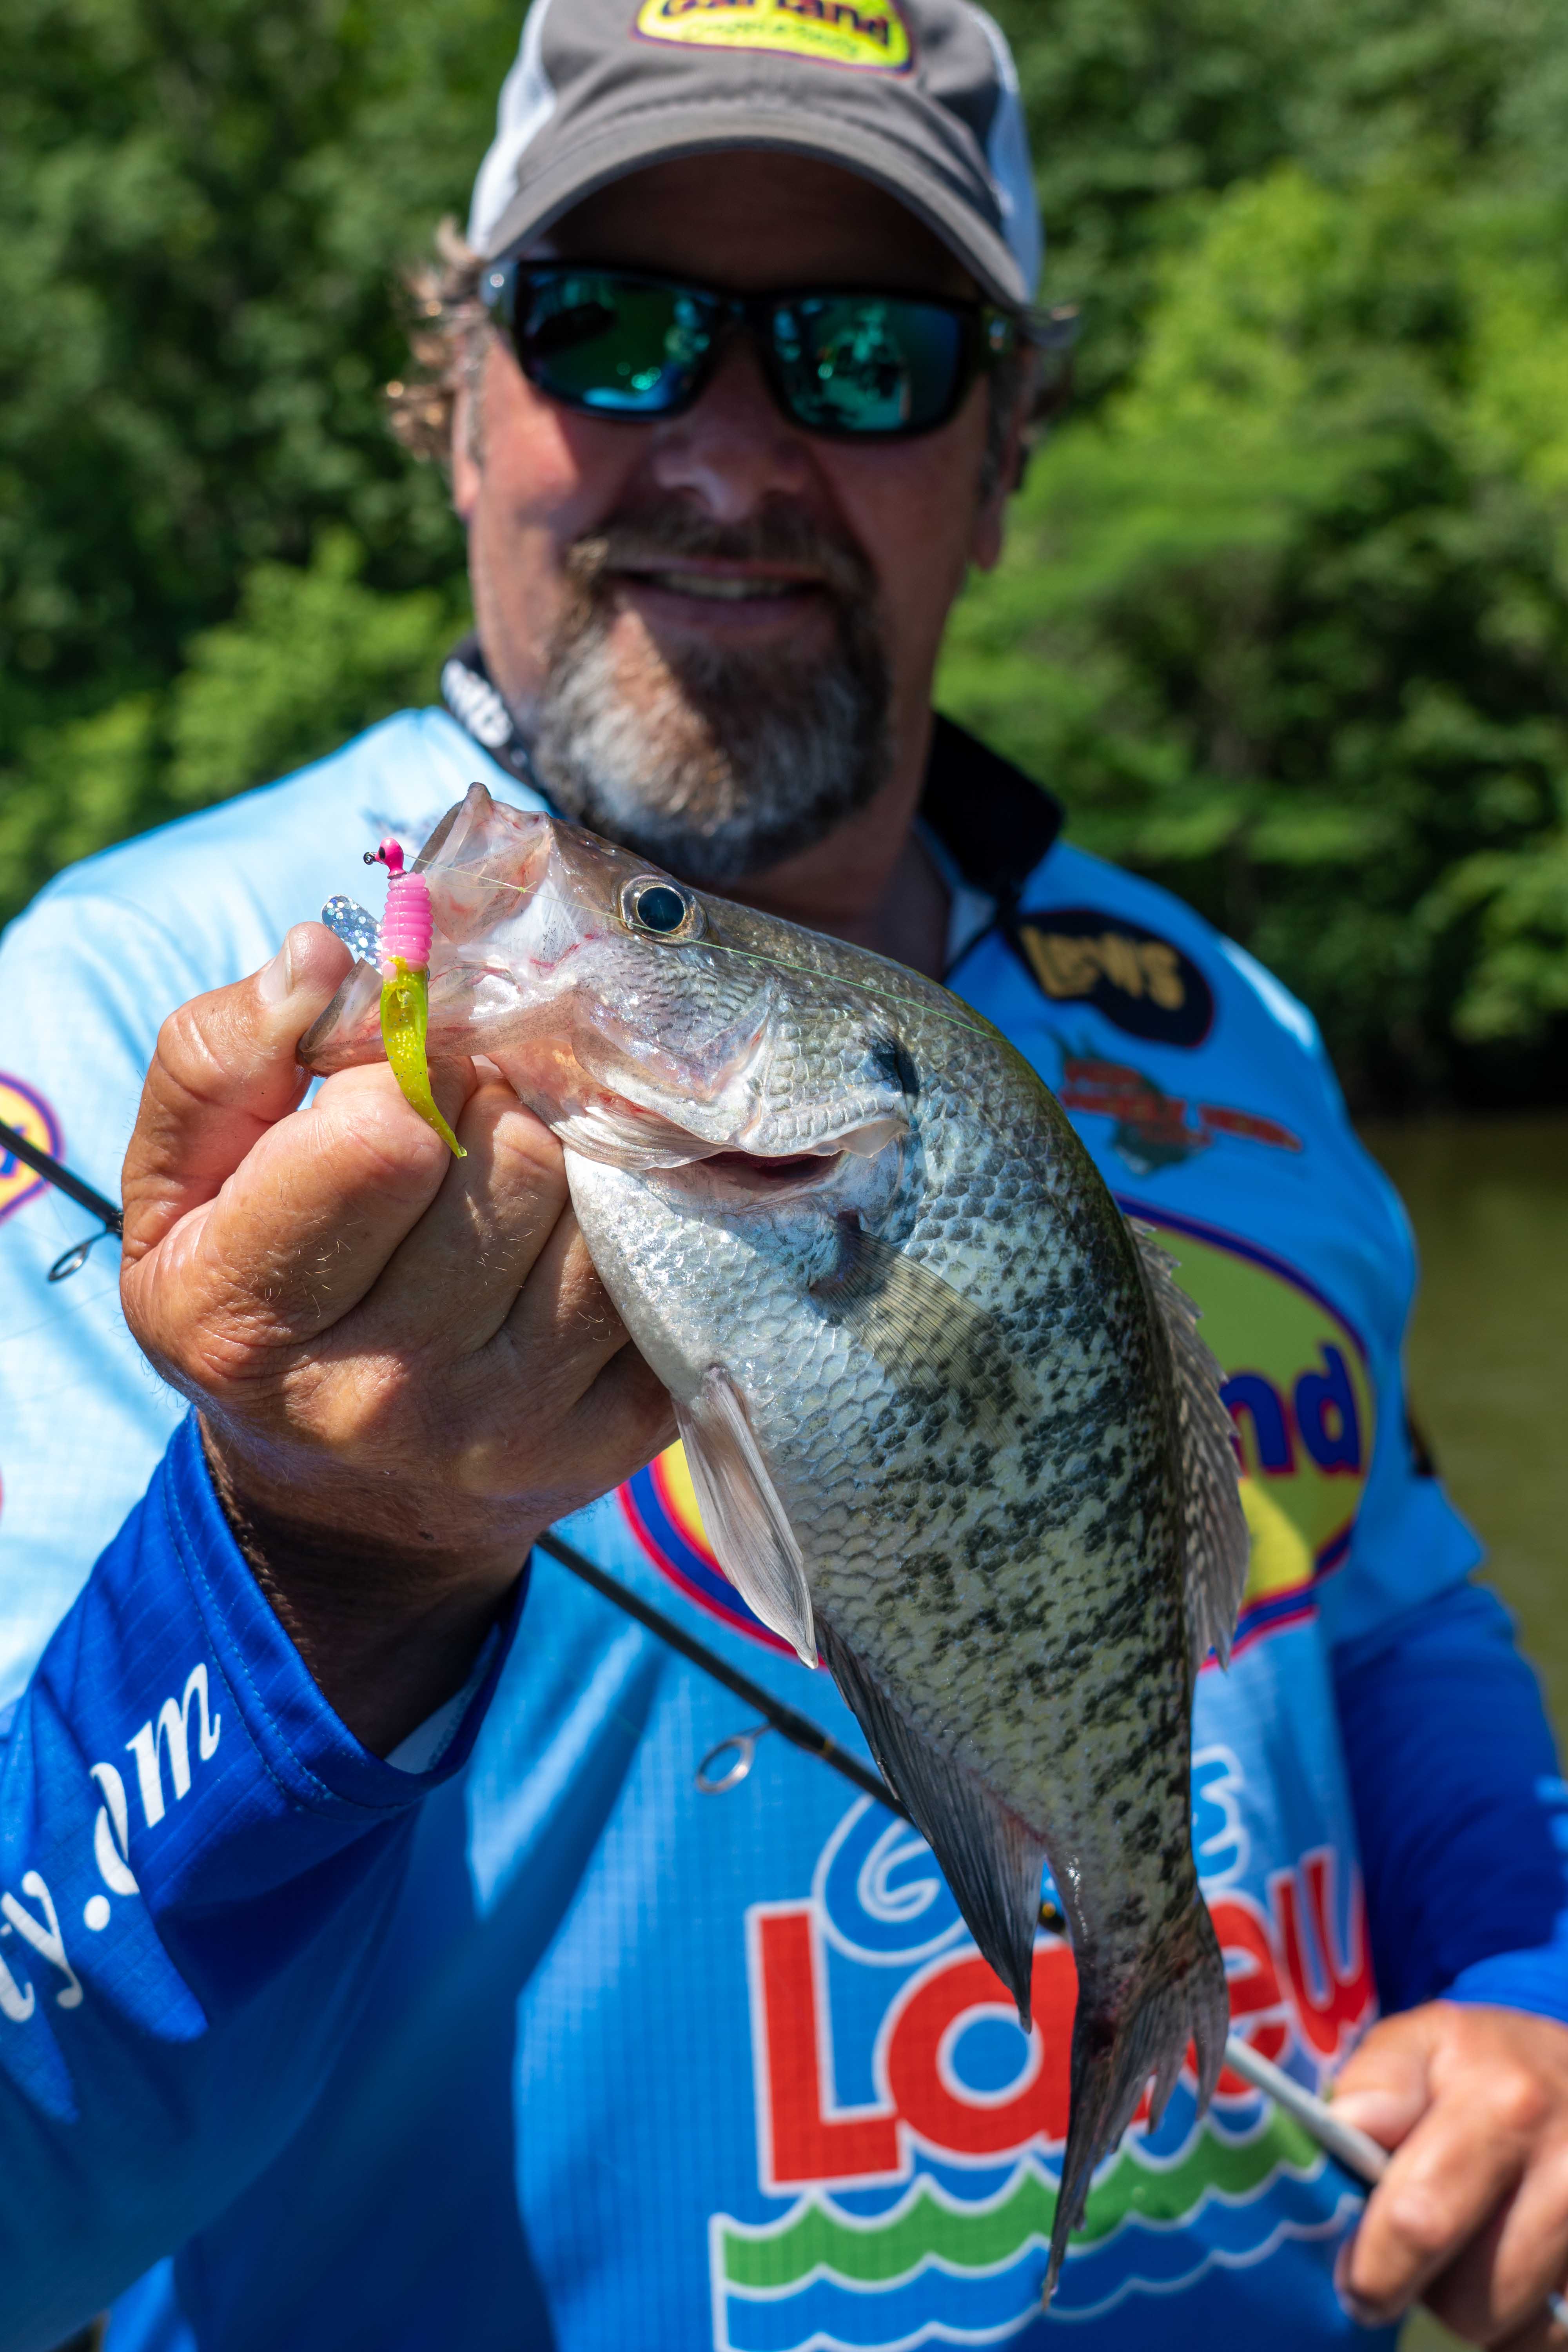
[1334,2240,1394,2330]
[256,940,294,1006]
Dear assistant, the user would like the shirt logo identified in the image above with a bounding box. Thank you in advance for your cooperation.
[635,0,912,73]
[0,1076,61,1227]
[1059,1053,1301,1175]
[621,1443,796,1655]
[1009,907,1215,1046]
[1125,1205,1375,1647]
[709,1797,1373,2341]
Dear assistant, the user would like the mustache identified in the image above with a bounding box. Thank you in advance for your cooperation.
[563,504,876,611]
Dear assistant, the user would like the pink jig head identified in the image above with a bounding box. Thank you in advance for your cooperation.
[366,837,433,975]
[363,837,464,1158]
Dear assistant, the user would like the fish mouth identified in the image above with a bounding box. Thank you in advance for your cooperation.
[697,1149,844,1189]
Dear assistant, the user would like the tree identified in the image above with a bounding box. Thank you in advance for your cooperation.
[5,0,1568,1101]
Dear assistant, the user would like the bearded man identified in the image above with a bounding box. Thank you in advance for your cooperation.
[2,4,1568,2349]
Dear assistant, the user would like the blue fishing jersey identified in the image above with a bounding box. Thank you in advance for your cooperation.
[0,702,1563,2352]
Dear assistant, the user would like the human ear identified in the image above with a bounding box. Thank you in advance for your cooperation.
[451,382,481,522]
[969,358,1037,574]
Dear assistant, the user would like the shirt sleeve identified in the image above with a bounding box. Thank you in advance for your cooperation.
[1332,1578,1568,2022]
[0,882,213,1709]
[0,1412,519,2348]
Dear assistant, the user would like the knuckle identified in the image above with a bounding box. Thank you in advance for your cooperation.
[315,1081,449,1192]
[1490,2067,1552,2140]
[1376,2185,1455,2263]
[156,996,229,1099]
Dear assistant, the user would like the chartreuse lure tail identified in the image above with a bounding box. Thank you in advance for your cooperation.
[370,838,465,1159]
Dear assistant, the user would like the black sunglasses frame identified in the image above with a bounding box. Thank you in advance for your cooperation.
[479,259,1029,443]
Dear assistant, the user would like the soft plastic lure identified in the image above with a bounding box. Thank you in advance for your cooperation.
[368,838,465,1159]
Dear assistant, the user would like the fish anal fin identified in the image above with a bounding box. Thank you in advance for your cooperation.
[817,1621,1044,2027]
[676,1369,816,1666]
[1128,1219,1249,1675]
[809,1221,1013,1438]
[1045,1896,1228,2301]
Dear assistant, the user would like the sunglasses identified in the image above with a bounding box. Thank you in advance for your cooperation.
[480,261,1025,441]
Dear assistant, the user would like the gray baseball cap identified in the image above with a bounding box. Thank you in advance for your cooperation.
[467,0,1042,310]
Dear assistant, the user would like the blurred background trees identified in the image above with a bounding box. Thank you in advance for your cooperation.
[4,0,1568,1104]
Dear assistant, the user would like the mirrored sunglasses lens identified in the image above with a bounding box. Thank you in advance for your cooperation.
[772,297,965,434]
[520,275,713,413]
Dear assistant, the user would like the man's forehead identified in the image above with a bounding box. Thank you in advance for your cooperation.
[533,151,979,298]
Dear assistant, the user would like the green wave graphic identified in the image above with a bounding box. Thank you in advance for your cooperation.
[721,2112,1322,2290]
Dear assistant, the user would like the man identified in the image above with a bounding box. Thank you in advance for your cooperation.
[1,3,1566,2346]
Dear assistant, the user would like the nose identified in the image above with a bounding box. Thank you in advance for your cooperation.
[644,334,817,523]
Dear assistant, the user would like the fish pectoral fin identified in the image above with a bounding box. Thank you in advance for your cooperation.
[677,1369,817,1667]
[1128,1219,1250,1675]
[817,1621,1044,2028]
[809,1223,1014,1438]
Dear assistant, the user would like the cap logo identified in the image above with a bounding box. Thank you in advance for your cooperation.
[635,0,912,74]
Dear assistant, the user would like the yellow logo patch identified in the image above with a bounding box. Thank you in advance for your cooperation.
[635,0,912,74]
[1131,1210,1375,1601]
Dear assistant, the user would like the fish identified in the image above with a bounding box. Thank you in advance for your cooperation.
[301,782,1249,2290]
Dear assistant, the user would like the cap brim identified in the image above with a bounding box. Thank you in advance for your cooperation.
[481,104,1028,310]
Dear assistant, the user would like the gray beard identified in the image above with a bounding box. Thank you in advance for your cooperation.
[526,516,891,887]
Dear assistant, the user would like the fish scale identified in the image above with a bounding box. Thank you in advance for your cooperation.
[302,782,1250,2296]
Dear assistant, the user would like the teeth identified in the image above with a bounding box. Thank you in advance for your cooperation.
[639,572,804,601]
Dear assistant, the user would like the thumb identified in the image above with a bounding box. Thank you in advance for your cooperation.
[1331,2009,1442,2152]
[121,923,352,1262]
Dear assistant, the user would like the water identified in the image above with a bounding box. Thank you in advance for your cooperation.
[1357,1117,1568,2352]
[1365,1116,1568,1728]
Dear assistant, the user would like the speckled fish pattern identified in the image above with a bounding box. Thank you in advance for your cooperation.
[301,788,1242,2288]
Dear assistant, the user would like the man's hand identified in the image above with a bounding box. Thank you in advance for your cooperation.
[120,924,675,1755]
[1332,2002,1568,2344]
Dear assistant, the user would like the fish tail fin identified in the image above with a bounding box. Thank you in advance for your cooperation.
[1044,1896,1227,2302]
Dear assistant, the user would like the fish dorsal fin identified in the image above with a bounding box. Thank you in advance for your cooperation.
[809,1222,1014,1439]
[817,1621,1045,2028]
[676,1368,817,1667]
[1127,1220,1250,1674]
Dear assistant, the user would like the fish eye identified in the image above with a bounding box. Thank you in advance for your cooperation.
[621,877,702,940]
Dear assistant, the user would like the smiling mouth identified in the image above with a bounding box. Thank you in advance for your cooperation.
[622,570,819,603]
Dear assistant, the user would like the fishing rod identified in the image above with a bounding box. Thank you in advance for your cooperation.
[16,1126,1563,2317]
[0,1116,122,1282]
[535,1528,1424,2225]
[547,1527,1568,2326]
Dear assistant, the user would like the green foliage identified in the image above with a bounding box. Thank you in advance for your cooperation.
[4,0,1568,1098]
[0,531,461,917]
[940,91,1568,1099]
[0,0,502,917]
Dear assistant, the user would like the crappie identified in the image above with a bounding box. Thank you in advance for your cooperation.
[301,783,1249,2287]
